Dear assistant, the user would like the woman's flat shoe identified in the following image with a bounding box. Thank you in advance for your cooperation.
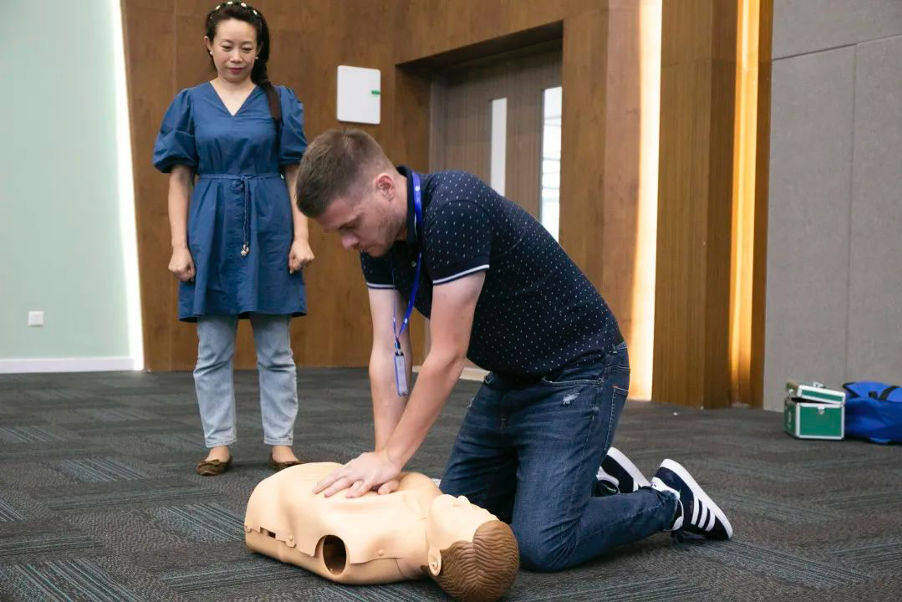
[268,455,301,471]
[196,456,232,476]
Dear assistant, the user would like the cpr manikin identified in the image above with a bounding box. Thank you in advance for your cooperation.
[244,463,519,601]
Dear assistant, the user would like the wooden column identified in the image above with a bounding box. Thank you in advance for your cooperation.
[652,0,738,408]
[750,0,773,408]
[559,10,609,292]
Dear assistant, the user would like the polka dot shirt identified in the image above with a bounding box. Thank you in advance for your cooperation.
[361,167,623,380]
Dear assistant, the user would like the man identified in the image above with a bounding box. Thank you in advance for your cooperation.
[296,129,732,571]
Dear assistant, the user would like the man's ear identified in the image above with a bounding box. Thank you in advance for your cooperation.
[373,172,395,199]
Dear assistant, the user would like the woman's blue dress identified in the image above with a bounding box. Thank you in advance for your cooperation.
[153,82,307,322]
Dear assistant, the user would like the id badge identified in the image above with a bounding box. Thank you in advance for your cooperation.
[394,351,409,396]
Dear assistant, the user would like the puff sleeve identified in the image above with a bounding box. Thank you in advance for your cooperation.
[278,86,308,166]
[152,89,198,173]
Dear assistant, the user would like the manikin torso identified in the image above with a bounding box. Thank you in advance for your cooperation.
[244,463,519,600]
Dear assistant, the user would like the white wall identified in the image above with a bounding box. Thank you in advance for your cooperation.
[0,1,141,372]
[764,0,902,409]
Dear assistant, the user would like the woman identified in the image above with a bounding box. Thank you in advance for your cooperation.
[153,1,312,476]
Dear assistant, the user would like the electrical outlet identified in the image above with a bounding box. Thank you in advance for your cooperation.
[28,311,44,327]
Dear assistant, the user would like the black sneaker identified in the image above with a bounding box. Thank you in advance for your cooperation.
[651,459,733,540]
[595,447,651,495]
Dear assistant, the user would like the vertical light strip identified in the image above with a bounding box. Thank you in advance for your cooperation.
[489,98,507,195]
[540,87,562,240]
[729,0,759,403]
[111,0,144,371]
[629,0,662,401]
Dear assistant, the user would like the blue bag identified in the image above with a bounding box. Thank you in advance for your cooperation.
[842,381,902,444]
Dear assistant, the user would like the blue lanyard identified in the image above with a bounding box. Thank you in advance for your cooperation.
[392,172,423,353]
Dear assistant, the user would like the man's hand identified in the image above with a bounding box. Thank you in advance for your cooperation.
[312,450,401,498]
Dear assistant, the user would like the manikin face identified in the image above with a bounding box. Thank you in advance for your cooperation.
[316,173,403,257]
[204,18,258,84]
[424,493,519,600]
[425,494,496,553]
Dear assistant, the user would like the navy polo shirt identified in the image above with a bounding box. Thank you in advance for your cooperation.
[361,167,622,380]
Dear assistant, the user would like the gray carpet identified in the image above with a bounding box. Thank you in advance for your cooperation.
[0,368,900,601]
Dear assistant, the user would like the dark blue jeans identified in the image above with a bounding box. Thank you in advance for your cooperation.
[440,342,677,571]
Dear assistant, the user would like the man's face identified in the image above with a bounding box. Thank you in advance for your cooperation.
[316,176,400,257]
[316,174,407,257]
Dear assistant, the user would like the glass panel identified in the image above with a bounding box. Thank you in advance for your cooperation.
[540,87,562,240]
[489,97,507,196]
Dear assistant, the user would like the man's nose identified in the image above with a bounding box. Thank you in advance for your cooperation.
[340,234,357,251]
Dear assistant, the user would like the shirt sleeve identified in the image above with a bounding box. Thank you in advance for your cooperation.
[278,86,308,167]
[423,199,491,285]
[152,89,198,173]
[360,252,395,289]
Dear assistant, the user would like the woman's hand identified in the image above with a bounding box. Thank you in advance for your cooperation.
[288,238,314,274]
[169,246,195,282]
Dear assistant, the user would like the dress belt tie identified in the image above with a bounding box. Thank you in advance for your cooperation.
[198,173,282,257]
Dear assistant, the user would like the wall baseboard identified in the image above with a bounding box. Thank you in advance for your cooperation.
[0,357,140,374]
[413,365,489,382]
[459,367,489,382]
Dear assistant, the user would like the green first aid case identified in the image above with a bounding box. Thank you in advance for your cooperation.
[785,381,846,405]
[784,397,844,440]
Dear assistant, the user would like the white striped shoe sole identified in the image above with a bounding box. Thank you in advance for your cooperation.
[606,447,651,491]
[660,459,733,539]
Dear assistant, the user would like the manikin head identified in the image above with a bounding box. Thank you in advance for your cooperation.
[295,129,408,258]
[425,494,520,602]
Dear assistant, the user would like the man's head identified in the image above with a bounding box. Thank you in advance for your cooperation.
[296,129,406,257]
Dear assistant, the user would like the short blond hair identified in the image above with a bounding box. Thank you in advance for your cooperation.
[296,128,391,217]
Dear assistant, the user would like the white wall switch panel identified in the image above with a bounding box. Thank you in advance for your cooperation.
[28,311,44,327]
[337,65,381,124]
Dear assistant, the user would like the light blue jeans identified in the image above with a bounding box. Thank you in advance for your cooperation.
[194,314,298,448]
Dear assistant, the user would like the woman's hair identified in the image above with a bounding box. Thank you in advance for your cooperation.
[205,1,281,128]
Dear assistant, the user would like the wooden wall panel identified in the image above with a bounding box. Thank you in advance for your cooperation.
[653,0,738,408]
[122,3,177,370]
[398,0,598,63]
[124,0,397,371]
[600,3,641,342]
[122,0,644,378]
[559,10,609,291]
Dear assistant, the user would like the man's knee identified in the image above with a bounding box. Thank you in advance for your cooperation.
[513,526,573,572]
